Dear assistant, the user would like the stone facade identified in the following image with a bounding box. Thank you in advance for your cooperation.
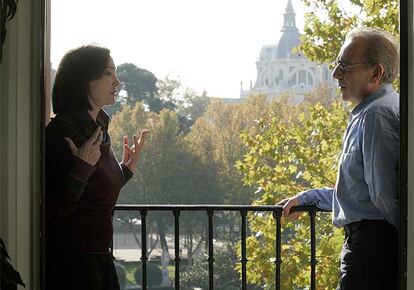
[240,0,335,102]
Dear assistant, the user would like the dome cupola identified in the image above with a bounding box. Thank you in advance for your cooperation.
[276,0,304,59]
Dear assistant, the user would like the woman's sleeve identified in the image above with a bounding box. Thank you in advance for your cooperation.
[121,164,134,185]
[45,128,95,224]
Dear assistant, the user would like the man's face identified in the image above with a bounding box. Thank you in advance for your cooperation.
[332,37,376,105]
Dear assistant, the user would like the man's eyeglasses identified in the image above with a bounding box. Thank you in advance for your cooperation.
[333,60,373,74]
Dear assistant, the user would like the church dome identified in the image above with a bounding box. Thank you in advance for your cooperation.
[276,29,303,59]
[275,0,304,59]
[243,0,335,100]
[259,44,278,60]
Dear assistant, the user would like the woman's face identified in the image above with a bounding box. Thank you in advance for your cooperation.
[88,56,120,111]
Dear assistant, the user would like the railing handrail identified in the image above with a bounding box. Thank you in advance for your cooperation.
[114,204,330,213]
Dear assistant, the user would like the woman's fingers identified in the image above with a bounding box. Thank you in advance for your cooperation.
[91,126,103,146]
[139,129,149,145]
[92,130,103,146]
[135,129,149,153]
[123,136,132,155]
[64,137,78,155]
[121,130,149,171]
[131,130,149,156]
[133,134,138,150]
[64,126,103,166]
[95,149,101,160]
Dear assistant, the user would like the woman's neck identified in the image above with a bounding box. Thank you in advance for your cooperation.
[88,109,100,122]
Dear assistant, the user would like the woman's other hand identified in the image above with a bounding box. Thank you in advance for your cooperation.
[121,129,149,172]
[64,126,103,166]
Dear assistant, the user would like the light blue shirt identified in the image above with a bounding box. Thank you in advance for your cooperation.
[297,84,400,230]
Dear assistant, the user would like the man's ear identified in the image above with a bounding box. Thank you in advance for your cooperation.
[370,64,385,83]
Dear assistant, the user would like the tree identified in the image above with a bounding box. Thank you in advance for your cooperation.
[186,95,271,205]
[181,243,261,290]
[116,63,158,107]
[298,0,398,63]
[236,86,349,289]
[181,90,210,122]
[156,75,211,133]
[104,101,123,119]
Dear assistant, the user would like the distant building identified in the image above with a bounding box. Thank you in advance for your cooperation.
[240,0,335,103]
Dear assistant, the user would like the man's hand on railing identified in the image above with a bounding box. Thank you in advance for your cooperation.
[277,196,301,220]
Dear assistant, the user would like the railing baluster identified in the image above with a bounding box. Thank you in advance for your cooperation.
[207,209,215,290]
[240,210,248,290]
[309,209,317,290]
[140,209,148,290]
[113,204,328,290]
[273,210,282,290]
[173,209,181,290]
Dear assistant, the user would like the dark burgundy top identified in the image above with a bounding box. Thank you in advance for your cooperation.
[45,110,133,253]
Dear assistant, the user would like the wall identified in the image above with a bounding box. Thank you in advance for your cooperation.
[407,0,414,287]
[0,0,44,289]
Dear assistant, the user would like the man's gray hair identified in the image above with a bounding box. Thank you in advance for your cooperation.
[346,27,399,83]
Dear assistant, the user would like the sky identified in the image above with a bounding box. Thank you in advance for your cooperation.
[51,0,307,99]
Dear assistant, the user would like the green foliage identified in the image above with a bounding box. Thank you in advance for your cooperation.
[134,263,163,287]
[109,94,270,233]
[236,87,349,289]
[299,0,399,63]
[186,95,270,205]
[180,244,260,290]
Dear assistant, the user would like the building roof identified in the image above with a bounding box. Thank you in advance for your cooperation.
[259,44,278,60]
[276,29,303,59]
[258,0,304,61]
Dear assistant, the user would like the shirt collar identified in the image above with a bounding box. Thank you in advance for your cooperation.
[351,83,393,116]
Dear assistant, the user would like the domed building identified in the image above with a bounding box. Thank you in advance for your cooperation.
[240,0,335,102]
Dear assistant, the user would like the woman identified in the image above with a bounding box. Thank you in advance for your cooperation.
[45,45,148,290]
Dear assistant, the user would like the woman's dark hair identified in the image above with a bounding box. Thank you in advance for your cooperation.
[52,45,111,114]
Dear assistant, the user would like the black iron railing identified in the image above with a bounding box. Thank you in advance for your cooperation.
[113,204,329,290]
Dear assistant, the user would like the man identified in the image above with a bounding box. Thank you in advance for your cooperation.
[279,27,399,290]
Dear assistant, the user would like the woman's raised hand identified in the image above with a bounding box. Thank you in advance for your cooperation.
[64,126,103,166]
[122,129,149,172]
